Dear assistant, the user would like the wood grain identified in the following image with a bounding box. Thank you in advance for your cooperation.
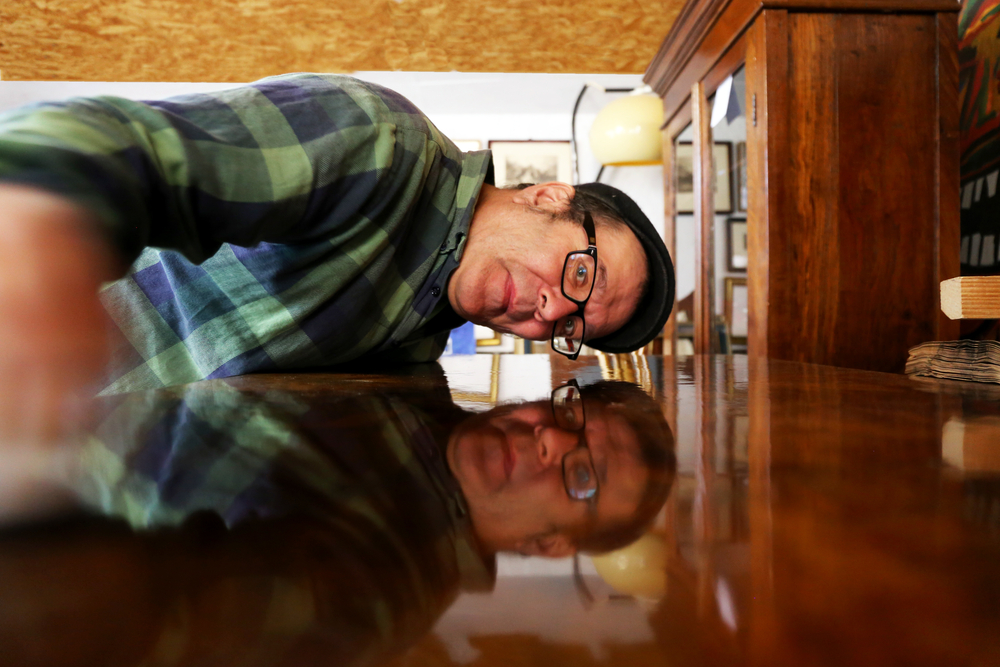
[834,14,939,371]
[745,9,788,361]
[940,276,1000,319]
[645,0,961,147]
[662,129,679,354]
[763,0,959,8]
[0,0,685,81]
[692,81,715,355]
[937,11,961,340]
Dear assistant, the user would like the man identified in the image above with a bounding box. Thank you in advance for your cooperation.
[0,74,674,435]
[0,371,676,666]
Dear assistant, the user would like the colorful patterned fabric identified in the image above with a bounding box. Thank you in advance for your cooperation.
[71,379,494,663]
[0,74,491,392]
[959,0,1000,273]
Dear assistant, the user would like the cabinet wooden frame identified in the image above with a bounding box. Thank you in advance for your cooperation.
[645,0,961,372]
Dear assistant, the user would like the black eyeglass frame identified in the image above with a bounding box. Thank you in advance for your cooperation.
[550,379,600,505]
[551,212,599,360]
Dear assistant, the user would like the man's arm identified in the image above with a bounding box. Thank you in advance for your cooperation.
[0,74,441,425]
[0,185,116,443]
[0,74,415,267]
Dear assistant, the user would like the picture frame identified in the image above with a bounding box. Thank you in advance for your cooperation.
[724,277,748,344]
[675,142,733,215]
[488,140,573,187]
[735,141,748,212]
[726,217,748,272]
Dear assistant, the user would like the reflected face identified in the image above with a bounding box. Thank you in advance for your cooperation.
[447,185,646,344]
[446,398,649,556]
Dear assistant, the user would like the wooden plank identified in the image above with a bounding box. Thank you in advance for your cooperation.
[664,101,694,148]
[763,0,959,9]
[646,0,760,121]
[940,276,1000,319]
[937,11,962,340]
[781,13,840,363]
[833,14,939,372]
[745,9,789,360]
[644,0,959,128]
[662,131,679,354]
[692,81,716,355]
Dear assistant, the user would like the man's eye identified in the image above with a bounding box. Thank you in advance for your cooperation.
[569,462,592,487]
[575,263,589,284]
[560,319,576,336]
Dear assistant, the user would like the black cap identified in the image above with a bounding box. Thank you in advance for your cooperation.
[576,183,675,353]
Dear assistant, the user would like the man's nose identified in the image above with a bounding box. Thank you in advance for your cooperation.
[534,284,579,323]
[534,425,581,469]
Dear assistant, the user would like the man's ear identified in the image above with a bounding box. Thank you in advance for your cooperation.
[511,183,575,213]
[516,532,577,558]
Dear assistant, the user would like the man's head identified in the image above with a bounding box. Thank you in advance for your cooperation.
[446,380,676,557]
[447,182,675,354]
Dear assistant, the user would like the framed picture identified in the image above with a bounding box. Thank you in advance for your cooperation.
[675,142,733,214]
[727,217,748,272]
[724,277,748,344]
[488,141,573,187]
[736,141,748,212]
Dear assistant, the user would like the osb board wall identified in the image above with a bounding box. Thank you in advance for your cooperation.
[0,0,684,81]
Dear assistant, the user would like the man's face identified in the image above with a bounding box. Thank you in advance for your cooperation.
[446,397,650,557]
[447,184,647,344]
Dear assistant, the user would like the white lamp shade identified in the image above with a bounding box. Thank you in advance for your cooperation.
[589,94,664,166]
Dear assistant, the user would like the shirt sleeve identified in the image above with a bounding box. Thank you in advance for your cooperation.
[0,74,409,268]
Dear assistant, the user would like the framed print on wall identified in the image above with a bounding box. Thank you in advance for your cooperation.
[724,277,748,345]
[727,217,748,272]
[675,142,733,214]
[489,141,573,187]
[736,141,748,212]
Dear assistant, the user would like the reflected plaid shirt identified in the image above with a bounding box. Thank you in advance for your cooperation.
[72,380,494,662]
[0,74,491,393]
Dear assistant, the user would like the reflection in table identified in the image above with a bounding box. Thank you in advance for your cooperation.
[0,354,998,667]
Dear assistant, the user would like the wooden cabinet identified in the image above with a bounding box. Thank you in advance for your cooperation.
[646,0,961,373]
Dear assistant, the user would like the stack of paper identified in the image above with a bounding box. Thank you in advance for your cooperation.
[906,340,1000,384]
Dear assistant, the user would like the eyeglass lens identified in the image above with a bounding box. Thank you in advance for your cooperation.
[552,252,596,355]
[552,383,598,501]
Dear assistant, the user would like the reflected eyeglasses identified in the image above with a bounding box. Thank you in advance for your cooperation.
[551,380,599,503]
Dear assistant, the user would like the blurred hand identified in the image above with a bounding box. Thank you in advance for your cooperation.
[0,184,116,447]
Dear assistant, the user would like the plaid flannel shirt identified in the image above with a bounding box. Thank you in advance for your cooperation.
[0,74,491,393]
[72,380,494,662]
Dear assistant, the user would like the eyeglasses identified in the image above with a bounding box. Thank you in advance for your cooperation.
[551,212,598,360]
[551,380,599,504]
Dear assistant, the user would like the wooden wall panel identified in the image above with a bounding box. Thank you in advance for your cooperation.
[830,14,939,371]
[783,14,841,363]
[760,12,942,373]
[0,0,685,81]
[937,11,961,342]
[692,81,715,355]
[745,9,788,362]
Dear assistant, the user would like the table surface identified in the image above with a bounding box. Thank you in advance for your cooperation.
[1,353,998,667]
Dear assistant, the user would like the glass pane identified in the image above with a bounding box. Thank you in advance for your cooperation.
[552,316,585,356]
[552,384,585,430]
[562,253,597,302]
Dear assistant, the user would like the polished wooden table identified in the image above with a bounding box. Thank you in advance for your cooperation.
[1,354,998,667]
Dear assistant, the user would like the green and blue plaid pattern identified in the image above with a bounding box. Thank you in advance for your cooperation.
[72,380,493,661]
[0,74,491,393]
